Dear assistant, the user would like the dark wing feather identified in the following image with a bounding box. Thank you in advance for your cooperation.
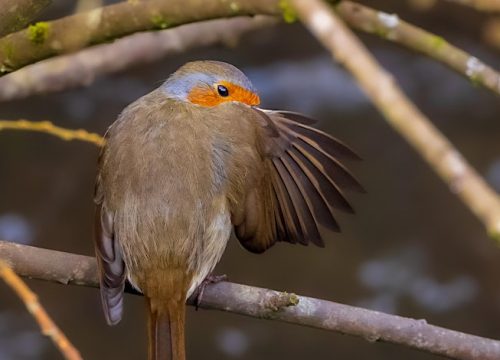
[233,109,363,253]
[94,150,126,326]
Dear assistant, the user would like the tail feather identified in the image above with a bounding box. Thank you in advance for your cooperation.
[147,297,186,360]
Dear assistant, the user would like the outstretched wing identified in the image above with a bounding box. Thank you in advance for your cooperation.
[233,109,364,253]
[94,148,126,326]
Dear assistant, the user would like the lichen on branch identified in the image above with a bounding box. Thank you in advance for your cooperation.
[0,0,282,74]
[336,1,500,97]
[0,0,52,37]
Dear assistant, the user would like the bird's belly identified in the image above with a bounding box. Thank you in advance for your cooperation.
[186,210,232,298]
[121,197,232,299]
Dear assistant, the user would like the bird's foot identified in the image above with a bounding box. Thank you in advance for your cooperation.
[191,274,228,310]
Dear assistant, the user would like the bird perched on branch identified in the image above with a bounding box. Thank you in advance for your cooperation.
[94,60,363,360]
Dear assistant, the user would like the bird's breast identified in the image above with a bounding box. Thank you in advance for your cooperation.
[101,96,262,295]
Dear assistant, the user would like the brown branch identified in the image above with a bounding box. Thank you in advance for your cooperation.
[0,259,82,360]
[336,1,500,97]
[0,0,283,74]
[0,0,52,37]
[0,119,104,146]
[442,0,500,12]
[291,0,500,241]
[1,1,499,102]
[0,16,276,101]
[1,240,499,360]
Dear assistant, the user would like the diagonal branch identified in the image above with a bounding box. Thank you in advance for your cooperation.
[0,16,276,101]
[1,1,499,102]
[291,0,500,241]
[0,259,82,360]
[0,119,104,146]
[1,240,499,360]
[336,1,500,97]
[0,0,283,74]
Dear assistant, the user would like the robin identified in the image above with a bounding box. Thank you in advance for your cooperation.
[94,60,363,360]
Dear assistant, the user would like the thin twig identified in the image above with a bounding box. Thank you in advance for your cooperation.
[336,1,500,97]
[0,259,82,360]
[0,240,499,360]
[442,0,500,12]
[0,16,276,101]
[0,119,104,146]
[291,0,500,241]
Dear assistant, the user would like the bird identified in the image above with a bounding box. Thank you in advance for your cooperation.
[94,60,363,360]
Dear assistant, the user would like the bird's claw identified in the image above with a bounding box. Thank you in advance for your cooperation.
[192,274,228,310]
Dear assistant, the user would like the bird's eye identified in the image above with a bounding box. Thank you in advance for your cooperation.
[217,85,229,97]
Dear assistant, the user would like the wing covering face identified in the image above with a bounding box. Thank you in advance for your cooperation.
[233,109,364,254]
[94,151,126,326]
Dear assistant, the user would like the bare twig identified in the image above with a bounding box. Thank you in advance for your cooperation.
[0,16,276,101]
[0,0,52,37]
[442,0,500,12]
[0,120,104,146]
[0,0,283,74]
[336,1,500,97]
[0,259,82,360]
[291,0,500,240]
[1,240,499,360]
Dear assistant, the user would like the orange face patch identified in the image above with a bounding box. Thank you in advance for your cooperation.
[187,80,260,107]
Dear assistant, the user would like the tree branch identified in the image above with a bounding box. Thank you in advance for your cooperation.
[0,0,52,37]
[0,259,82,360]
[291,0,500,241]
[0,16,276,101]
[0,240,499,360]
[0,0,283,74]
[1,1,499,102]
[337,1,500,97]
[0,119,104,146]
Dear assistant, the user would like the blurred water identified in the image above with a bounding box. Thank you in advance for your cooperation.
[247,56,367,113]
[486,158,500,191]
[358,244,478,314]
[215,327,251,357]
[0,214,34,245]
[0,312,47,360]
[1,1,499,359]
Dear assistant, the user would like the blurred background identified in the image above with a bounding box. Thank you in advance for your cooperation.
[1,0,500,359]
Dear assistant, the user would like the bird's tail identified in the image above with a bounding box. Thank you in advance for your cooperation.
[146,296,186,360]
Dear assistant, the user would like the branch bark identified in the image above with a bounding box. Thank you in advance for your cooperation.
[0,119,104,146]
[0,259,82,360]
[1,1,499,101]
[1,241,499,360]
[0,16,276,101]
[337,1,500,97]
[0,0,282,74]
[0,0,52,37]
[291,0,500,241]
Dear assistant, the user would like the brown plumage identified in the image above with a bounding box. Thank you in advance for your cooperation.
[94,61,363,360]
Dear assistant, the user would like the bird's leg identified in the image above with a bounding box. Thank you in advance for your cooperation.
[190,274,228,310]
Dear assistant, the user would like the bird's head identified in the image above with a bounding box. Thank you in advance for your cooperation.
[162,61,260,107]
